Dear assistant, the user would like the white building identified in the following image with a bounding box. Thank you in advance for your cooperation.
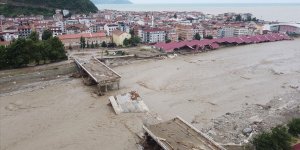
[234,28,254,37]
[139,28,166,43]
[0,31,19,41]
[104,24,118,35]
[218,27,235,38]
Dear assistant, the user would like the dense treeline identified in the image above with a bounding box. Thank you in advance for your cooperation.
[9,0,98,14]
[0,0,97,17]
[0,31,67,69]
[0,4,54,17]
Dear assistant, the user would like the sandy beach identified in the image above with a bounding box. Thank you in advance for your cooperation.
[1,39,300,150]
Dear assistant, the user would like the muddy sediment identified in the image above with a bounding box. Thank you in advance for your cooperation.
[0,39,300,150]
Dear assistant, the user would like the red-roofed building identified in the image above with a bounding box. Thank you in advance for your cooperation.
[293,143,300,150]
[154,33,290,53]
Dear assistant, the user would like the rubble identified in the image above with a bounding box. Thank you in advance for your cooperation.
[242,128,253,135]
[290,85,299,89]
[202,92,300,145]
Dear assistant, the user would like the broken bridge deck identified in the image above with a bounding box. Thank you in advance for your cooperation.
[74,57,121,94]
[143,117,226,150]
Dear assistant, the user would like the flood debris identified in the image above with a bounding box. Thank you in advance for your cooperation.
[109,91,149,115]
[202,92,300,145]
[290,85,299,89]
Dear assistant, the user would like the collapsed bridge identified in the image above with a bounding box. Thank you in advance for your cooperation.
[74,57,121,95]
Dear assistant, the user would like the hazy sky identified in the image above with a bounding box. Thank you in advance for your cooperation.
[131,0,300,3]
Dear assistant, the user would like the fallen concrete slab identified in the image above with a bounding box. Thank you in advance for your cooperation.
[109,91,149,115]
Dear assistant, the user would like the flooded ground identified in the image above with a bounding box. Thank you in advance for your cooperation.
[1,39,300,150]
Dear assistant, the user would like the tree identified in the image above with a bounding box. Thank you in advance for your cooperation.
[252,125,292,150]
[247,16,252,22]
[129,29,135,37]
[0,46,8,69]
[5,38,31,68]
[91,42,95,48]
[101,41,107,47]
[0,33,67,69]
[252,132,273,150]
[166,39,171,43]
[80,36,86,49]
[204,35,213,39]
[28,31,39,41]
[235,14,242,22]
[95,41,99,48]
[174,13,177,19]
[271,126,292,150]
[131,36,141,46]
[42,29,52,40]
[31,42,43,64]
[252,17,258,22]
[194,33,201,40]
[68,44,73,50]
[107,42,116,48]
[123,38,130,47]
[288,118,300,136]
[86,41,90,48]
[47,37,67,61]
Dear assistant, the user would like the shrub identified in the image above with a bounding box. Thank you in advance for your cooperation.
[288,118,300,137]
[252,125,292,150]
[252,132,273,150]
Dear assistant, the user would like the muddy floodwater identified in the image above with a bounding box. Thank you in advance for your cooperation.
[1,39,300,150]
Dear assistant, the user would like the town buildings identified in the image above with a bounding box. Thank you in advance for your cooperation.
[1,9,288,48]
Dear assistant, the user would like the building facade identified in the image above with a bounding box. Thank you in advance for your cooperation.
[112,30,131,46]
[139,28,166,43]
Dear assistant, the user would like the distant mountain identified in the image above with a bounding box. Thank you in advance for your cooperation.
[0,0,98,17]
[91,0,132,4]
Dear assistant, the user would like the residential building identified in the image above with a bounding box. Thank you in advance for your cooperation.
[118,22,130,33]
[65,24,89,34]
[112,30,131,46]
[218,27,235,38]
[104,24,118,35]
[0,31,19,41]
[234,28,249,36]
[18,26,32,38]
[176,25,194,41]
[139,28,166,43]
[164,27,178,42]
[50,26,63,37]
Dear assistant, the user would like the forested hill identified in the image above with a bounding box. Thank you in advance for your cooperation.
[91,0,132,4]
[0,0,98,17]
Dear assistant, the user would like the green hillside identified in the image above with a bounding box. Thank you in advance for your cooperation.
[0,0,98,17]
[91,0,132,4]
